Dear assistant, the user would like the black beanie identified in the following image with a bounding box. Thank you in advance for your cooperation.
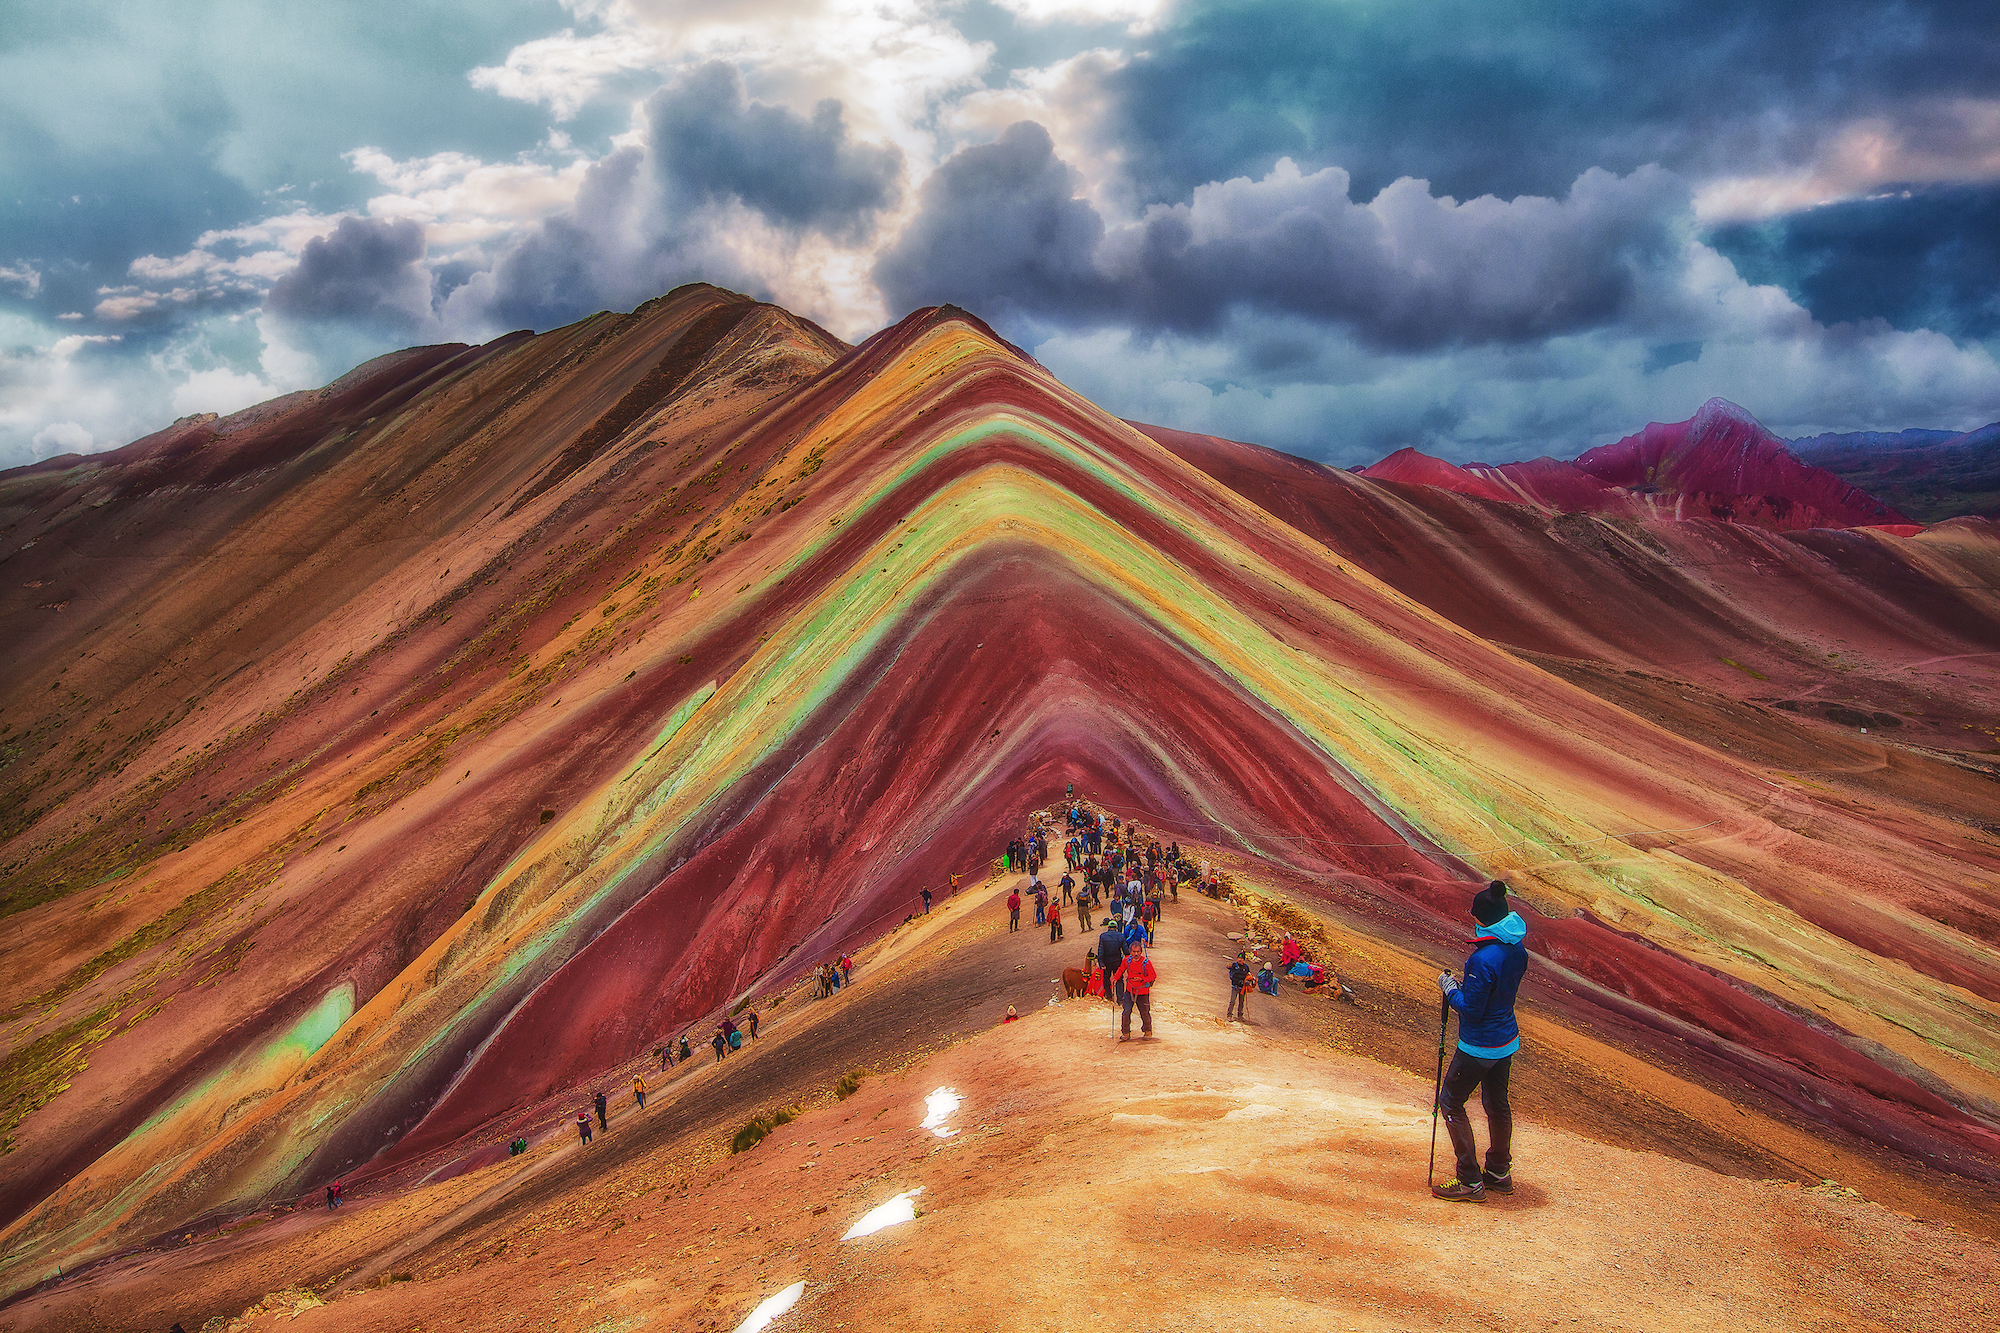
[1472,880,1509,926]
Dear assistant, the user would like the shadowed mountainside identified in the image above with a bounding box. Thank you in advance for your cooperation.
[3,287,1998,1296]
[1793,421,2000,524]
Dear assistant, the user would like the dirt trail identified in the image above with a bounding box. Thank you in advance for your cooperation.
[11,869,1995,1333]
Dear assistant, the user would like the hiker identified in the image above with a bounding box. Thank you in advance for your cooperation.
[509,1136,528,1156]
[1003,1005,1019,1024]
[728,1025,743,1052]
[1007,888,1022,932]
[594,1090,609,1131]
[1049,906,1065,943]
[1096,921,1126,1006]
[577,1111,593,1145]
[656,1044,670,1071]
[747,1011,760,1039]
[712,1030,727,1062]
[840,955,853,985]
[1434,882,1530,1203]
[324,1183,338,1211]
[1059,870,1075,905]
[1112,939,1157,1040]
[678,1035,692,1064]
[921,886,933,914]
[1226,954,1253,1021]
[1033,880,1048,926]
[633,1075,647,1109]
[1077,891,1093,933]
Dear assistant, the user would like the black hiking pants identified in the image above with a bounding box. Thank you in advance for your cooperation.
[1439,1051,1513,1183]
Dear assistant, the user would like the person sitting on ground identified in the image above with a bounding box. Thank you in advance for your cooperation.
[1003,1005,1019,1024]
[1257,962,1278,995]
[1280,933,1302,970]
[1433,881,1529,1204]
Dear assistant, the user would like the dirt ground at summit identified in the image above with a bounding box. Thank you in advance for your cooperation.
[10,875,1995,1333]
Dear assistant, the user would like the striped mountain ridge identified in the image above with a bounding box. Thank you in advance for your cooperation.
[2,286,1998,1291]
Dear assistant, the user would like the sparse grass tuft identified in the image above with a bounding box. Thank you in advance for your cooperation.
[731,1105,801,1153]
[834,1068,869,1100]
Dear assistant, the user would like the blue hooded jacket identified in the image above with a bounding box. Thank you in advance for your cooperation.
[1448,912,1528,1058]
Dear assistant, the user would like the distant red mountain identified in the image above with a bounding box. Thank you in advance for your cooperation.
[1359,398,1911,530]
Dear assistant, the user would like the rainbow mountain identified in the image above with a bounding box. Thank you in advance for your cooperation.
[3,285,1998,1291]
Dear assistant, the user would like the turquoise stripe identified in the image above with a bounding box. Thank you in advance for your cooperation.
[1457,1035,1520,1059]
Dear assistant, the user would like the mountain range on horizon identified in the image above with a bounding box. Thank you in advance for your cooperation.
[1360,396,2000,531]
[26,357,1999,539]
[2,285,1997,1322]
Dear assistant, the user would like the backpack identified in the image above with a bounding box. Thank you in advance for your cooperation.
[728,1029,743,1049]
[1229,960,1250,988]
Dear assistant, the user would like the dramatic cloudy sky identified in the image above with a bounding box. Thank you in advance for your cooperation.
[6,0,2000,469]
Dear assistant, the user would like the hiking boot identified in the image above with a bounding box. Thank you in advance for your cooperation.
[1431,1178,1486,1203]
[1481,1171,1514,1195]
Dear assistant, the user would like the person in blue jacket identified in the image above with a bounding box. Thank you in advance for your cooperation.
[1433,881,1529,1202]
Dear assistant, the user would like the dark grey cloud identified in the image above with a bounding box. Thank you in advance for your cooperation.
[475,66,903,331]
[1101,1,2000,207]
[1710,183,2000,341]
[876,122,1688,352]
[872,122,1110,322]
[647,62,901,240]
[267,215,431,330]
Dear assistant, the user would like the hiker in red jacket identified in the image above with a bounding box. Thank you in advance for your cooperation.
[1007,888,1022,932]
[1111,939,1157,1040]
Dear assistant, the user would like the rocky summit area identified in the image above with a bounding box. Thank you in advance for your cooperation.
[2,285,1998,1330]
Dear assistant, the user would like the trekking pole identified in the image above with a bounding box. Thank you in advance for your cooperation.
[1427,992,1449,1189]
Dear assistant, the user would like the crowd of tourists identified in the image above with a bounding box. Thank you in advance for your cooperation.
[320,797,1527,1216]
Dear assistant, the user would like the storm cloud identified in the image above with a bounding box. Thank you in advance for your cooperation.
[648,62,902,240]
[267,215,432,329]
[475,62,903,331]
[1099,0,2000,206]
[873,122,1111,323]
[5,0,1999,469]
[879,123,1689,352]
[1710,182,2000,341]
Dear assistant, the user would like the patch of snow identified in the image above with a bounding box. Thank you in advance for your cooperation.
[732,1281,806,1333]
[920,1087,961,1138]
[842,1188,924,1240]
